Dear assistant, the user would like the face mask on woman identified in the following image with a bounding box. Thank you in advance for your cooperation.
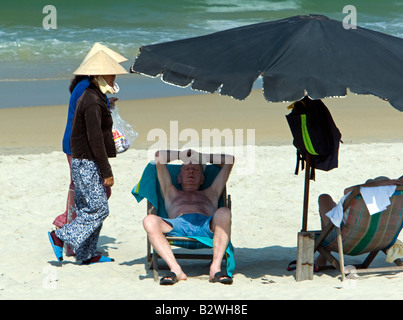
[96,76,120,94]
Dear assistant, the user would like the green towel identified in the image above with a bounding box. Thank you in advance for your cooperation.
[132,161,165,216]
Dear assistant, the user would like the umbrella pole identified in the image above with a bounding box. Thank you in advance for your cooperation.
[296,153,315,281]
[301,153,311,232]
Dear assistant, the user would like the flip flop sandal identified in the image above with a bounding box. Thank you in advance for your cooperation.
[82,254,115,265]
[160,271,178,285]
[209,271,233,285]
[48,231,63,262]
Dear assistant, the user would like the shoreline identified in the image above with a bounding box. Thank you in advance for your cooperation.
[0,75,204,109]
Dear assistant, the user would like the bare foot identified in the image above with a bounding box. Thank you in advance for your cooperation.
[171,267,187,282]
[175,269,187,282]
[160,269,187,285]
[209,269,233,284]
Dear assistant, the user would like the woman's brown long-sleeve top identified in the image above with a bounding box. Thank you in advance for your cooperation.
[70,81,116,178]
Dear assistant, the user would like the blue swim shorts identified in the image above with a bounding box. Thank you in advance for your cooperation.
[162,213,214,239]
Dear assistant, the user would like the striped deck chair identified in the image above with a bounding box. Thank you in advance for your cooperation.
[132,162,233,281]
[315,186,403,280]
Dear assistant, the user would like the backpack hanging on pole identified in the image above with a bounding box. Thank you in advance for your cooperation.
[286,96,342,179]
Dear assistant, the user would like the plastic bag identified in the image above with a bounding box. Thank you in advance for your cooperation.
[111,106,138,153]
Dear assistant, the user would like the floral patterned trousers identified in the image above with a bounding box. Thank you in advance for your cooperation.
[55,159,109,261]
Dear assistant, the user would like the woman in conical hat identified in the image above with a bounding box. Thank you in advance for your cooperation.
[53,44,127,246]
[49,50,127,265]
[73,49,128,94]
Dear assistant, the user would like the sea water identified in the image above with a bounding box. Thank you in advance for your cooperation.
[1,0,402,108]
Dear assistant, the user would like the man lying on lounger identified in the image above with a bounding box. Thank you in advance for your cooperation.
[143,149,234,285]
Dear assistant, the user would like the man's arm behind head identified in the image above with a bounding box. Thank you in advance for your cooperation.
[205,153,235,199]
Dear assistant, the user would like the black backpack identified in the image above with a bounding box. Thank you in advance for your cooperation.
[286,96,342,179]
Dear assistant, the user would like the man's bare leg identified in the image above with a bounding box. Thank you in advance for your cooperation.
[316,194,337,267]
[143,215,187,282]
[209,207,232,281]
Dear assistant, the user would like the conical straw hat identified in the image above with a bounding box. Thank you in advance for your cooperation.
[82,42,128,63]
[73,50,128,75]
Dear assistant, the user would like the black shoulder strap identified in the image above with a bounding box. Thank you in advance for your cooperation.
[295,151,304,175]
[295,150,316,180]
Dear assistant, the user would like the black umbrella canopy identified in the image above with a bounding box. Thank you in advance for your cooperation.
[131,14,403,111]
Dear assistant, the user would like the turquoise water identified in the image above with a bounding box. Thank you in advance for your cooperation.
[1,0,403,107]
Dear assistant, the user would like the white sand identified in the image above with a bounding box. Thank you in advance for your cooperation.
[1,92,403,300]
[1,143,403,300]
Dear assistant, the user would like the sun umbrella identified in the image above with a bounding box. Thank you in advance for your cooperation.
[131,14,403,228]
[131,14,403,111]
